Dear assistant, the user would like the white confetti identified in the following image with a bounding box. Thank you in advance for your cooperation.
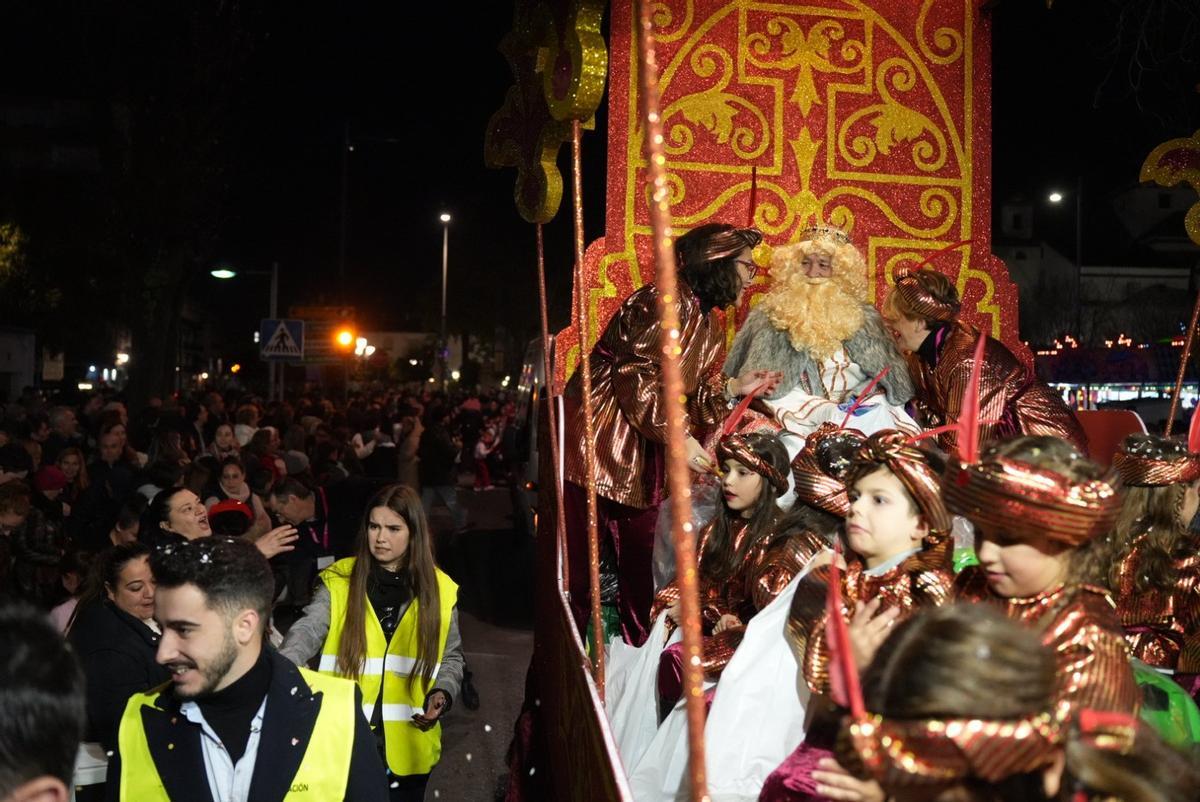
[465,753,473,762]
[484,724,492,732]
[529,767,536,776]
[534,698,541,707]
[106,751,114,757]
[390,782,399,789]
[290,687,297,695]
[433,791,440,798]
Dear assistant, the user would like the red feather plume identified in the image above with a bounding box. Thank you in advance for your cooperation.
[839,366,891,429]
[958,334,988,463]
[747,165,758,228]
[721,379,767,437]
[825,541,865,718]
[1189,400,1200,455]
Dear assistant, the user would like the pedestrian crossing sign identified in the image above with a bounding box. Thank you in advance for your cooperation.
[260,319,305,361]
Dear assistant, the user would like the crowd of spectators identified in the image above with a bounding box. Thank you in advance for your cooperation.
[0,380,520,764]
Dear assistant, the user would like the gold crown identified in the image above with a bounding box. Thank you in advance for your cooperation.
[799,224,851,246]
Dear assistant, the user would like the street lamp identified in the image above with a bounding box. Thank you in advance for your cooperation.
[439,212,451,389]
[212,262,282,399]
[1047,180,1084,336]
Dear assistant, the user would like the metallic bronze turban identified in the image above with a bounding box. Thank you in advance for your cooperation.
[844,430,953,538]
[715,433,789,497]
[893,270,960,323]
[791,423,866,517]
[1112,433,1200,487]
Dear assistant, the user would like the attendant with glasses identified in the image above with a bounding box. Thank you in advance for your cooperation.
[561,222,783,647]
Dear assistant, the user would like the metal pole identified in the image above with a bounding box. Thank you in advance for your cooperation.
[441,223,449,390]
[637,1,708,797]
[270,262,280,402]
[1074,175,1083,339]
[339,123,350,304]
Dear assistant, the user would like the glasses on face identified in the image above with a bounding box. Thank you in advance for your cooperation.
[734,259,759,280]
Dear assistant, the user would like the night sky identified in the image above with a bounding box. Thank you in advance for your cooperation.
[2,1,1198,370]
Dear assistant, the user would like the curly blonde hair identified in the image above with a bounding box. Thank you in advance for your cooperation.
[758,237,869,359]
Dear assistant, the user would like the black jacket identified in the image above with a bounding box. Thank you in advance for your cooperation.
[105,647,388,802]
[69,599,171,750]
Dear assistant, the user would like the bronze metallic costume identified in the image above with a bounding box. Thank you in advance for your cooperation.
[907,321,1086,456]
[1113,533,1200,672]
[790,545,955,694]
[563,280,729,510]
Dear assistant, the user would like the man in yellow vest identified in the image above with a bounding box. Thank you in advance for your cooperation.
[106,537,388,802]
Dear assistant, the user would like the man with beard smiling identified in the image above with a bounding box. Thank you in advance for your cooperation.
[106,537,387,802]
[724,225,917,477]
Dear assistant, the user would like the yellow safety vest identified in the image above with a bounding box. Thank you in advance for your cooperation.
[319,557,457,776]
[116,667,356,802]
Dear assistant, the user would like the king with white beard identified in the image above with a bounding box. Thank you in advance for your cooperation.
[723,225,917,448]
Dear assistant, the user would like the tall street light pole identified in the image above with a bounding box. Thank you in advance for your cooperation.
[440,212,451,389]
[210,262,281,400]
[1048,177,1084,338]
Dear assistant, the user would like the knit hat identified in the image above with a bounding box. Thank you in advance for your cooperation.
[33,465,68,492]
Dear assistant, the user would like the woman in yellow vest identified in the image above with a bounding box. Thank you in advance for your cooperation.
[281,484,462,802]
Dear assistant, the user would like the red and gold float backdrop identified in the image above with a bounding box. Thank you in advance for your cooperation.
[555,0,1023,388]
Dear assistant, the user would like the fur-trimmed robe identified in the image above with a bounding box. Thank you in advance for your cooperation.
[723,304,914,406]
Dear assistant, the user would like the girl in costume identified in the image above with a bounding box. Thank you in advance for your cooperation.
[945,435,1140,719]
[280,484,464,802]
[625,426,865,800]
[835,603,1200,802]
[651,431,792,712]
[883,268,1086,455]
[759,429,956,802]
[1109,432,1200,745]
[1111,432,1200,685]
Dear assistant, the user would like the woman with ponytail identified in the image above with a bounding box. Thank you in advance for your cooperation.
[281,484,463,801]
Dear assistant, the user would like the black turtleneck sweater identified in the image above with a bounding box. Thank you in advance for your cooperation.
[195,648,272,763]
[367,563,413,642]
[917,322,949,367]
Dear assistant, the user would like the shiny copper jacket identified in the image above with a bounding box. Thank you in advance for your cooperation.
[652,522,827,678]
[958,571,1140,716]
[789,541,956,694]
[1113,531,1200,672]
[563,281,729,509]
[907,321,1087,456]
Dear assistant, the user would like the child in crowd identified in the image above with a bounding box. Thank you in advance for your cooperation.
[1110,433,1200,695]
[834,603,1199,802]
[473,428,497,491]
[760,429,956,802]
[946,436,1140,718]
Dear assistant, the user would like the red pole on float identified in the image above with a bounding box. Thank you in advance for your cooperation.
[1166,289,1200,437]
[570,118,606,698]
[535,224,569,587]
[636,2,709,799]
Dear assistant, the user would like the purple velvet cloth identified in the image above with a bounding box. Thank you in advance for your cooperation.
[658,641,685,711]
[1176,672,1200,702]
[758,740,835,802]
[563,481,660,646]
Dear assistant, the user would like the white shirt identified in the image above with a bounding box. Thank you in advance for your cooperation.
[179,697,267,802]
